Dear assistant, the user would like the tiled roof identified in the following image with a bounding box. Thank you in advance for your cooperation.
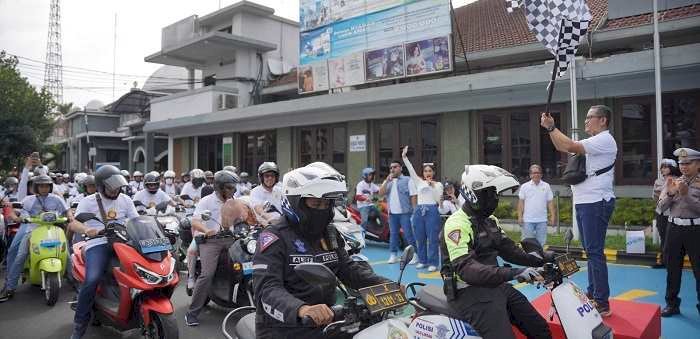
[266,67,297,87]
[452,0,607,53]
[603,4,700,29]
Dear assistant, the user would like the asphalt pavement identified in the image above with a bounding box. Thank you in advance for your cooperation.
[0,242,698,338]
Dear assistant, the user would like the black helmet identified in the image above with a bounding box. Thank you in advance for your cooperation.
[32,174,54,194]
[257,162,279,184]
[4,177,18,187]
[80,175,96,193]
[95,165,128,199]
[214,170,239,198]
[144,172,160,194]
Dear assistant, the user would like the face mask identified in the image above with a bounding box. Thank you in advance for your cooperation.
[166,178,173,185]
[299,203,332,239]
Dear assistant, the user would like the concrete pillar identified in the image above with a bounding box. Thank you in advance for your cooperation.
[128,140,134,173]
[276,127,293,173]
[145,132,155,172]
[346,120,369,195]
[193,136,199,169]
[168,135,174,171]
[187,67,195,90]
[440,111,471,182]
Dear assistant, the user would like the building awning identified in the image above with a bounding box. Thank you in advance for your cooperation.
[145,31,277,68]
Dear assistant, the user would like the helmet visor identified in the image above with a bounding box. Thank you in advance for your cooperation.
[103,174,128,191]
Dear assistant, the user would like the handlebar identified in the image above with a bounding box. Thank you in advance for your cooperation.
[300,304,345,328]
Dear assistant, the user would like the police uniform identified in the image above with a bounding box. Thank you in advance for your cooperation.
[441,209,550,339]
[657,148,700,316]
[252,219,389,339]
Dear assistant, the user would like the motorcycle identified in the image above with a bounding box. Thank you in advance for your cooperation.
[347,201,406,247]
[223,246,417,339]
[333,203,365,256]
[187,210,255,308]
[71,213,179,339]
[356,231,614,339]
[18,211,69,306]
[1,201,23,268]
[135,200,187,272]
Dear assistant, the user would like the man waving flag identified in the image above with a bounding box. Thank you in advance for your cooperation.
[507,0,592,77]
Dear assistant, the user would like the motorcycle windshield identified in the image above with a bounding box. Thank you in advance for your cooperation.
[126,220,169,261]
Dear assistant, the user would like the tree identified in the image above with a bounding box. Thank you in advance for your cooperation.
[56,102,75,116]
[0,51,55,172]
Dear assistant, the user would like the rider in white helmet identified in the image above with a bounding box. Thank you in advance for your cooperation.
[180,169,206,203]
[129,170,144,192]
[161,170,178,196]
[250,162,284,224]
[234,171,252,198]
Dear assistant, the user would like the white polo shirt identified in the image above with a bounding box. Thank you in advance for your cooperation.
[133,189,171,208]
[518,180,554,223]
[180,182,203,201]
[355,181,379,208]
[193,193,226,235]
[571,130,617,205]
[250,183,284,214]
[75,193,139,250]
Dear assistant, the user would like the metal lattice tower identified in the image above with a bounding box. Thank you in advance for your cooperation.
[44,0,64,105]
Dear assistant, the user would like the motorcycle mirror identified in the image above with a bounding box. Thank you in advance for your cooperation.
[398,245,415,285]
[133,200,144,207]
[70,202,79,209]
[11,202,23,209]
[520,238,544,255]
[294,263,337,292]
[179,194,191,201]
[200,210,212,221]
[75,212,96,223]
[564,228,574,252]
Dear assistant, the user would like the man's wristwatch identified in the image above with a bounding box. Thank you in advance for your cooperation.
[546,125,556,133]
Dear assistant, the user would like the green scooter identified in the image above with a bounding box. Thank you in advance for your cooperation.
[22,211,68,306]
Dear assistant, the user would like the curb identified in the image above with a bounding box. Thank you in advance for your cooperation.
[545,246,693,268]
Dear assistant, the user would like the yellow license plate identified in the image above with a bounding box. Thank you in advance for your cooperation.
[358,282,407,314]
[556,255,580,277]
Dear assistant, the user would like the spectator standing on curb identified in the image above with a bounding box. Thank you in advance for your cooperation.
[402,146,443,272]
[540,105,617,317]
[652,159,681,268]
[517,164,556,246]
[379,159,416,264]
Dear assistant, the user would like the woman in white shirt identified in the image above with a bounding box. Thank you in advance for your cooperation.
[402,146,443,272]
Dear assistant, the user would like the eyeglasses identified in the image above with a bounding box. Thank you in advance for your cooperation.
[585,115,602,121]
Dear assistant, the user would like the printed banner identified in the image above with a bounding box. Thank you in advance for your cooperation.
[300,0,332,32]
[404,36,451,76]
[329,52,365,88]
[365,45,405,82]
[365,5,407,51]
[331,0,366,22]
[300,27,333,65]
[404,0,452,41]
[299,61,330,94]
[331,15,368,57]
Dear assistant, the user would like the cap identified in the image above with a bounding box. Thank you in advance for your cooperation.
[659,158,678,168]
[674,147,700,164]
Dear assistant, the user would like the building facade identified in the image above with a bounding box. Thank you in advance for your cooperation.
[143,0,700,197]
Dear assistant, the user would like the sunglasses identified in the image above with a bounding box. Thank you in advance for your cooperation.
[146,183,159,188]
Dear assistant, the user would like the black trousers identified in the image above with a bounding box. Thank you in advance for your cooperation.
[664,223,700,307]
[449,284,551,339]
[655,213,669,251]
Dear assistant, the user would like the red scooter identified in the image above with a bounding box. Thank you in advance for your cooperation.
[71,213,179,339]
[347,201,406,247]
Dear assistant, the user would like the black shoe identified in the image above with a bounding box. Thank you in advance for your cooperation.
[596,303,612,317]
[0,289,14,302]
[185,312,200,326]
[661,305,680,317]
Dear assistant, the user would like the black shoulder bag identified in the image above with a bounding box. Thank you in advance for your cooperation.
[562,153,615,185]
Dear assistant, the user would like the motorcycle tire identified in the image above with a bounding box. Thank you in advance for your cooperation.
[210,284,251,309]
[144,312,179,339]
[45,272,60,306]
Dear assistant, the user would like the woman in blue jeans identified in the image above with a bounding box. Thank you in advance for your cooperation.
[402,146,443,272]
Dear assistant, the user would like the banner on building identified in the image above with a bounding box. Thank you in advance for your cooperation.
[298,0,453,93]
[298,61,330,94]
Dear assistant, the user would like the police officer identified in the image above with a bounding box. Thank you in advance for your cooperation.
[657,147,700,317]
[252,162,390,338]
[441,165,551,339]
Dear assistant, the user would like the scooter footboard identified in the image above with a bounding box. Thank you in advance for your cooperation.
[140,295,174,325]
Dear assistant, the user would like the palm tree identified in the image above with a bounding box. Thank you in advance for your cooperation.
[56,102,75,116]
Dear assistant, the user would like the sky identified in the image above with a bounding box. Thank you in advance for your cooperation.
[0,0,477,108]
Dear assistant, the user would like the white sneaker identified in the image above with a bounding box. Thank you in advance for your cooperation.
[427,266,438,272]
[416,263,425,269]
[408,255,418,265]
[387,254,398,264]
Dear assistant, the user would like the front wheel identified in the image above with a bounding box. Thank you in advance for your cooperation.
[45,272,60,306]
[144,312,179,339]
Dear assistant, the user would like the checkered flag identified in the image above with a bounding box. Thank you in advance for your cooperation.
[507,0,591,77]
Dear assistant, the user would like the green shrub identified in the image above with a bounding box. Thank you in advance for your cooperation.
[610,198,655,226]
[494,199,518,220]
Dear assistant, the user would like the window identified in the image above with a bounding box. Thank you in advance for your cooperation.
[477,106,566,182]
[240,130,276,182]
[298,124,347,174]
[105,149,122,163]
[615,97,655,184]
[662,91,699,158]
[197,135,223,171]
[376,116,440,181]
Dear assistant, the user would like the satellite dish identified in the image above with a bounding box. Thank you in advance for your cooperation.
[268,58,283,76]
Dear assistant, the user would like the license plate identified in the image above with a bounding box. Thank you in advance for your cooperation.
[139,238,171,254]
[358,282,407,314]
[242,261,253,274]
[556,254,579,277]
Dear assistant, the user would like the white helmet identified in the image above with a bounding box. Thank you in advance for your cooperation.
[133,171,143,177]
[120,169,130,177]
[62,173,70,179]
[283,162,347,199]
[74,172,88,184]
[34,165,50,176]
[163,170,176,179]
[460,165,519,218]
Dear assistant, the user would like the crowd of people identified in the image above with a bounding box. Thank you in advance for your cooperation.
[0,103,697,339]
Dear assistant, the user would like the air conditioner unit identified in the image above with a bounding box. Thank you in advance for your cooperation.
[218,93,238,110]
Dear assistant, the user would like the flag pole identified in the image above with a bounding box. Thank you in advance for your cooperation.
[545,18,566,115]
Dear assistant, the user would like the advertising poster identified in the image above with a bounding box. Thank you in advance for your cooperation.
[405,36,451,76]
[329,52,365,88]
[365,5,407,51]
[300,27,332,65]
[312,61,330,91]
[365,0,405,14]
[331,15,368,57]
[405,0,451,41]
[331,0,366,22]
[365,45,405,82]
[300,0,332,32]
[298,65,316,94]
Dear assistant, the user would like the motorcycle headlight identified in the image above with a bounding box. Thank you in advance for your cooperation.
[133,264,163,285]
[245,239,257,255]
[165,221,179,233]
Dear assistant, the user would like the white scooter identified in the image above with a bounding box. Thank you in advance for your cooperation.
[356,230,613,339]
[332,203,366,257]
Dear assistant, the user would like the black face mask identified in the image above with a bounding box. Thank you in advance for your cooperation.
[463,187,498,219]
[299,203,333,240]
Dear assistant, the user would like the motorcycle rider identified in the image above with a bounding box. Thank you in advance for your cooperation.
[355,167,380,230]
[67,165,138,339]
[133,171,174,210]
[180,169,206,203]
[441,165,551,339]
[178,171,190,192]
[204,170,215,187]
[67,175,96,207]
[185,170,241,326]
[0,173,71,302]
[253,162,391,338]
[52,172,67,199]
[235,172,253,197]
[250,162,284,224]
[162,170,179,196]
[129,171,144,193]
